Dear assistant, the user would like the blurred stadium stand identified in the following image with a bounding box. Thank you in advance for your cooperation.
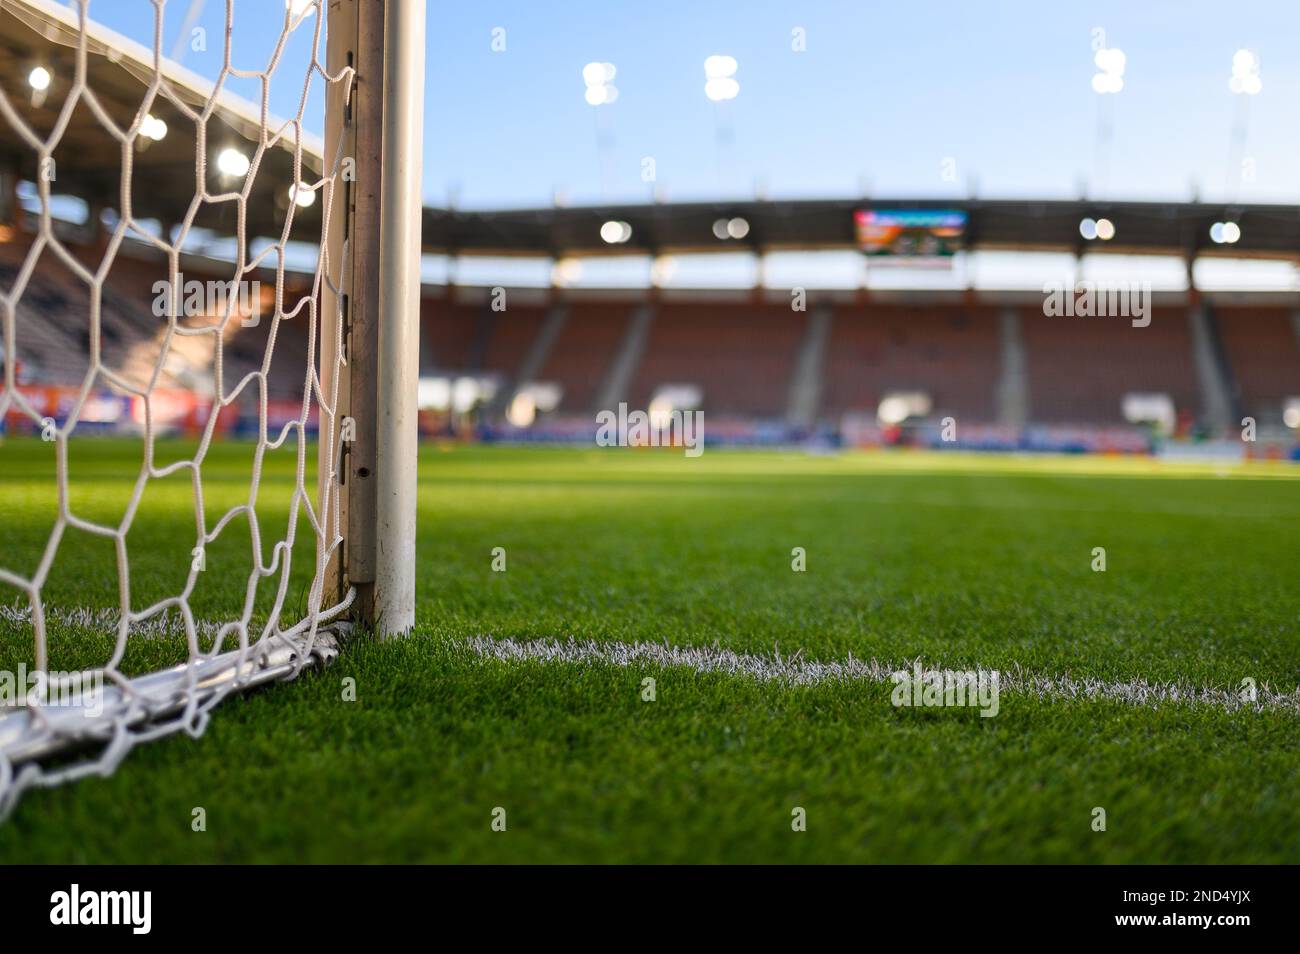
[1,1,1297,456]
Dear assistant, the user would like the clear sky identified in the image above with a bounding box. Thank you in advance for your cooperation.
[81,0,1300,210]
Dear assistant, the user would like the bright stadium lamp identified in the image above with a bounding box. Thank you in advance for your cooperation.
[288,182,316,208]
[28,66,51,91]
[1209,221,1240,244]
[1091,47,1125,94]
[583,61,618,106]
[1229,49,1261,95]
[1095,217,1116,240]
[217,147,250,177]
[583,61,615,85]
[705,77,739,101]
[140,114,168,141]
[704,54,739,101]
[711,216,750,241]
[704,54,737,79]
[1079,217,1099,240]
[600,220,632,244]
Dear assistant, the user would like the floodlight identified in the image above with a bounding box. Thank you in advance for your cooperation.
[140,114,167,141]
[583,61,618,106]
[289,183,316,208]
[704,55,739,100]
[217,148,250,177]
[600,220,632,244]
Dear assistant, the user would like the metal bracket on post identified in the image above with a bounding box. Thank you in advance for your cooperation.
[321,0,422,637]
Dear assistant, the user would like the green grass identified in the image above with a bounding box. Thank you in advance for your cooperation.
[1,438,1298,862]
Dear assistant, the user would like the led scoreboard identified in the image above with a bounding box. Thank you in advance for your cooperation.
[854,208,967,259]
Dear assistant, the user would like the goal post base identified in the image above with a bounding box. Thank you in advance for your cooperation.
[0,629,342,817]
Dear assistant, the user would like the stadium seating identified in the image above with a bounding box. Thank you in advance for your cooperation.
[420,295,549,383]
[1020,307,1199,424]
[821,304,1000,421]
[627,302,807,418]
[1,234,314,403]
[1215,306,1300,426]
[535,303,634,413]
[4,230,1295,436]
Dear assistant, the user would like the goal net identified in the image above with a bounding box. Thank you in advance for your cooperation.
[0,0,422,816]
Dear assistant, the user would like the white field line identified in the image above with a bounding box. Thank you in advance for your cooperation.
[0,605,228,640]
[5,607,1296,715]
[464,635,1300,715]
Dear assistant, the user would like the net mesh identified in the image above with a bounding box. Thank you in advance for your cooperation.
[0,0,353,816]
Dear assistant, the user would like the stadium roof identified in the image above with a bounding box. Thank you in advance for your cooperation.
[422,197,1300,262]
[0,0,323,239]
[4,2,1299,265]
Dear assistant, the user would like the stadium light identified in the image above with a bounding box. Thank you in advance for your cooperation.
[216,147,250,178]
[583,61,618,106]
[704,55,739,101]
[288,182,316,208]
[28,66,51,91]
[140,114,167,142]
[1229,49,1262,95]
[600,220,632,244]
[1079,217,1115,241]
[712,216,750,240]
[1091,47,1125,94]
[1209,221,1241,244]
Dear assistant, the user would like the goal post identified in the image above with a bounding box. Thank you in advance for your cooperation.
[319,0,423,638]
[0,0,423,816]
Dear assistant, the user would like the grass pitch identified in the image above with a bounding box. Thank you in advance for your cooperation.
[1,439,1298,862]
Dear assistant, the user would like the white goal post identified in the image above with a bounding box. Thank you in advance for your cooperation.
[0,0,423,816]
[320,0,423,637]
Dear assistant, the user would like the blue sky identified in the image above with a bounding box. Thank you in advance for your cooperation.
[82,0,1300,210]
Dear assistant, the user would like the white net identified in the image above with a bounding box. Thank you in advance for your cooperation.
[0,0,354,816]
